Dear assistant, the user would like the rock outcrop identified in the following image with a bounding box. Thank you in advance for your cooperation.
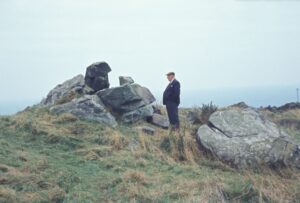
[119,76,134,85]
[50,95,117,127]
[97,83,156,123]
[38,61,160,127]
[40,75,85,107]
[121,105,154,124]
[84,62,111,93]
[97,83,155,113]
[197,105,300,169]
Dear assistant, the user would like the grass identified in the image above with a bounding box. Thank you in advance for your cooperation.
[0,107,299,202]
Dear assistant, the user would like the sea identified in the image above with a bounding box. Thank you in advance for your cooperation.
[0,86,299,116]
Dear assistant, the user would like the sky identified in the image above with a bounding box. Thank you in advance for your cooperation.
[0,0,299,111]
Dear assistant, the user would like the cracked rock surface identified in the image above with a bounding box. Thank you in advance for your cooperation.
[197,106,300,169]
[50,95,117,127]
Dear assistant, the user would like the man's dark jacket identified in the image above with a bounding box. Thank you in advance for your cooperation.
[163,79,181,106]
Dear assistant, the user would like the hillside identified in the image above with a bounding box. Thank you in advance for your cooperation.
[0,104,300,203]
[1,62,300,202]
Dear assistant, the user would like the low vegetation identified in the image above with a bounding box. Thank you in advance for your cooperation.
[0,106,299,202]
[188,102,218,125]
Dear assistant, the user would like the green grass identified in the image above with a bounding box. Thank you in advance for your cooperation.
[0,107,299,202]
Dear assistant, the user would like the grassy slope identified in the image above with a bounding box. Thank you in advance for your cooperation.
[0,107,299,203]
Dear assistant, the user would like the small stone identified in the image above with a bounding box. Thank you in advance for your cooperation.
[119,76,134,85]
[149,113,169,129]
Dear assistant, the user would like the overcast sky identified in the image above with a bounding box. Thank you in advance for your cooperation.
[0,0,299,103]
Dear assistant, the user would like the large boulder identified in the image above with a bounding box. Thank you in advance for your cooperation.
[40,75,85,107]
[97,83,155,113]
[121,105,154,124]
[197,106,300,169]
[84,62,111,92]
[50,95,117,127]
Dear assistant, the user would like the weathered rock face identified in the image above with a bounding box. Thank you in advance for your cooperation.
[50,95,117,127]
[97,83,155,113]
[152,105,163,115]
[150,113,169,129]
[37,61,160,126]
[230,102,249,109]
[197,106,300,169]
[84,62,111,92]
[121,105,154,124]
[40,75,85,107]
[119,76,134,86]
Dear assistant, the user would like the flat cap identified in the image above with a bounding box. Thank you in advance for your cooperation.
[166,72,175,76]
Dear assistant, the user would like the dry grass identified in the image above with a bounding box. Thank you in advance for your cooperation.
[53,112,79,123]
[1,106,300,202]
[75,146,113,161]
[109,131,125,150]
[197,179,226,203]
[0,187,17,203]
[10,110,72,138]
[122,170,149,186]
[262,109,300,123]
[244,169,300,202]
[47,186,66,202]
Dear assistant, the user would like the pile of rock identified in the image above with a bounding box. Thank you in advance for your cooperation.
[38,61,169,129]
[37,62,300,170]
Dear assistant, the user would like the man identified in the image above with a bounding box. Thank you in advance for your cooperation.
[163,72,181,131]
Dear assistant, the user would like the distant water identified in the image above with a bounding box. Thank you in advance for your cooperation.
[0,100,38,116]
[0,85,298,115]
[154,85,299,108]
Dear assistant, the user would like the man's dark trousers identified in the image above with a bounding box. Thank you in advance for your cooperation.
[163,79,181,130]
[166,101,180,129]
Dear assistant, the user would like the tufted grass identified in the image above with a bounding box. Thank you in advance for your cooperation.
[0,107,299,202]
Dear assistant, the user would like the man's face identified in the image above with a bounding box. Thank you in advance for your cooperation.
[167,75,174,81]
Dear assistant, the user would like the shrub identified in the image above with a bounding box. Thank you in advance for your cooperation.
[189,102,218,125]
[200,102,218,124]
